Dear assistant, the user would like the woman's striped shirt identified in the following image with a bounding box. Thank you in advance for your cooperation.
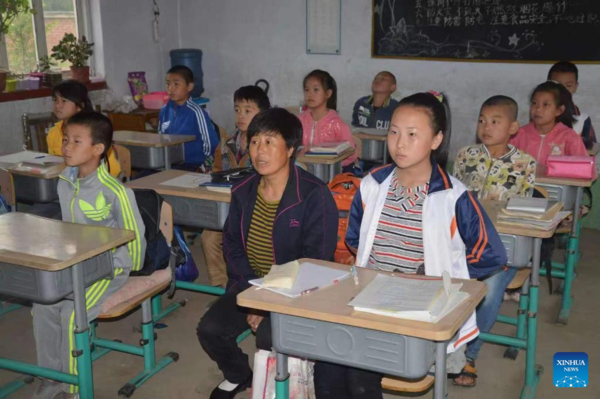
[246,192,280,277]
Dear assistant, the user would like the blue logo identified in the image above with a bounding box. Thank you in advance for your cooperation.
[554,352,588,388]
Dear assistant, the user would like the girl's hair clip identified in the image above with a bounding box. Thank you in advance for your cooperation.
[428,90,444,103]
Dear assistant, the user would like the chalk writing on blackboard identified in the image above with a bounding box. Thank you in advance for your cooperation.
[373,0,600,61]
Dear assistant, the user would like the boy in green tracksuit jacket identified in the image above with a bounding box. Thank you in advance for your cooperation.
[32,112,146,398]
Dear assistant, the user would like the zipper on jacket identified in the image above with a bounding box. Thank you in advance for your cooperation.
[310,121,316,148]
[536,134,546,162]
[70,179,80,223]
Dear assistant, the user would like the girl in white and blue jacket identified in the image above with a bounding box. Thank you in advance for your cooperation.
[313,92,507,399]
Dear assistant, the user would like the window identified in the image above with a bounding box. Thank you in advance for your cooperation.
[1,0,88,74]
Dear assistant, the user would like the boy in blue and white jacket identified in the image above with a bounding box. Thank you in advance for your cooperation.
[159,65,219,170]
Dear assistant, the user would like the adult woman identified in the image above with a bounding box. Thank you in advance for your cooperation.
[197,108,339,399]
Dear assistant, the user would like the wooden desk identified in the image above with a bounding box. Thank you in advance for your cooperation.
[481,200,557,239]
[113,131,195,170]
[296,147,356,183]
[107,108,159,133]
[0,152,65,203]
[125,170,230,230]
[0,213,134,399]
[352,127,388,163]
[238,259,486,399]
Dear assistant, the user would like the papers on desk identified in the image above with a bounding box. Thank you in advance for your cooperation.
[159,173,211,188]
[305,142,351,156]
[249,261,351,298]
[498,211,571,230]
[261,260,301,289]
[0,151,64,172]
[200,182,232,193]
[348,272,469,323]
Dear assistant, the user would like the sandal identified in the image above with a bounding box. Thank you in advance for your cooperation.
[452,360,477,388]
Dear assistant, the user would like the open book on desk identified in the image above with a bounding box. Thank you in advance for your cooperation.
[348,271,469,323]
[249,261,351,298]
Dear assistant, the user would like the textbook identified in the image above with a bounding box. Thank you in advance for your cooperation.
[505,197,555,215]
[249,261,351,298]
[306,141,351,155]
[199,181,232,193]
[348,271,469,323]
[499,200,562,221]
[498,211,571,231]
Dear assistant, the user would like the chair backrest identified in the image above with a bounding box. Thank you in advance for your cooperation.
[112,144,131,181]
[159,201,173,244]
[22,112,56,153]
[0,169,16,209]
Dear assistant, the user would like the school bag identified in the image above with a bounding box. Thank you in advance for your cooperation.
[327,173,362,264]
[130,189,172,276]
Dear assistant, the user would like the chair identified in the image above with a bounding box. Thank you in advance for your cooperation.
[382,375,435,393]
[0,169,16,212]
[22,112,57,153]
[113,144,132,182]
[91,201,180,397]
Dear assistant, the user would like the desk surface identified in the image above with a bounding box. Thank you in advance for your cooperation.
[296,147,356,165]
[480,200,560,239]
[8,163,64,179]
[237,259,487,341]
[588,143,600,157]
[113,131,195,148]
[535,165,595,187]
[125,170,231,203]
[0,213,134,271]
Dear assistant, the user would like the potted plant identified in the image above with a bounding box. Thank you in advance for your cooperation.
[0,0,34,91]
[51,33,94,83]
[35,55,62,88]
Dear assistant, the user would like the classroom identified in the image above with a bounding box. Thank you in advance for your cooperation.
[1,0,599,398]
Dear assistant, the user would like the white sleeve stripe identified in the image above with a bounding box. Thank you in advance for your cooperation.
[187,100,211,156]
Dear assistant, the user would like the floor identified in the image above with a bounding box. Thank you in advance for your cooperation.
[1,229,599,399]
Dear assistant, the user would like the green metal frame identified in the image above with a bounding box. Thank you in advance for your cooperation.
[0,301,21,317]
[479,238,544,399]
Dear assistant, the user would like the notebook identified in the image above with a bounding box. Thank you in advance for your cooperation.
[505,197,552,214]
[348,272,469,323]
[306,142,351,155]
[249,261,351,298]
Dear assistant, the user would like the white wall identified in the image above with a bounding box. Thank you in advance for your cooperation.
[0,0,179,155]
[179,0,600,158]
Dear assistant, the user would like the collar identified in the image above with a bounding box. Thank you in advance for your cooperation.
[481,144,518,161]
[370,158,452,195]
[60,161,108,187]
[367,95,391,108]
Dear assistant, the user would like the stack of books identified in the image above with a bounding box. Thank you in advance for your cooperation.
[305,142,351,156]
[497,197,569,231]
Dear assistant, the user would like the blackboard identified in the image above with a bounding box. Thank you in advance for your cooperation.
[372,0,600,63]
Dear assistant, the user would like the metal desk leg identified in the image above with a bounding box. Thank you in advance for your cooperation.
[558,187,583,325]
[328,163,336,183]
[275,351,289,399]
[522,238,543,399]
[434,341,447,399]
[164,147,171,170]
[71,263,94,399]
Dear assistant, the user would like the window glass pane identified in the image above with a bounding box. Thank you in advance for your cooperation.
[5,9,38,74]
[44,0,78,71]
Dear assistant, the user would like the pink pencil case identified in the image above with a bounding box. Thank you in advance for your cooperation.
[546,155,597,179]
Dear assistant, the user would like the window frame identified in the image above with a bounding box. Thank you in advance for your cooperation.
[0,0,92,72]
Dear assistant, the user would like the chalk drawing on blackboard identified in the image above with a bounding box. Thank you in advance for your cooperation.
[377,18,541,60]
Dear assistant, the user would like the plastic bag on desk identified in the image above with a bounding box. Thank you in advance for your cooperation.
[99,90,138,113]
[252,350,315,399]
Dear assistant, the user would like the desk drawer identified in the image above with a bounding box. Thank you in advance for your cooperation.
[13,175,58,203]
[162,195,229,230]
[0,252,113,304]
[271,313,435,379]
[126,145,184,169]
[535,183,577,211]
[499,234,532,268]
[362,140,384,161]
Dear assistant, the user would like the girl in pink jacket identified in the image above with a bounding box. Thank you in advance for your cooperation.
[511,81,587,167]
[299,69,357,168]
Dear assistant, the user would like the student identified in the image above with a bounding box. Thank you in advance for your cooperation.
[159,65,219,171]
[351,71,399,130]
[511,81,587,167]
[32,112,146,399]
[298,69,357,169]
[47,80,122,178]
[197,108,338,399]
[319,92,507,398]
[453,95,536,387]
[203,85,270,288]
[548,61,596,146]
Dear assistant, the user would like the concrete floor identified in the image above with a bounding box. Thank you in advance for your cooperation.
[1,229,599,399]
